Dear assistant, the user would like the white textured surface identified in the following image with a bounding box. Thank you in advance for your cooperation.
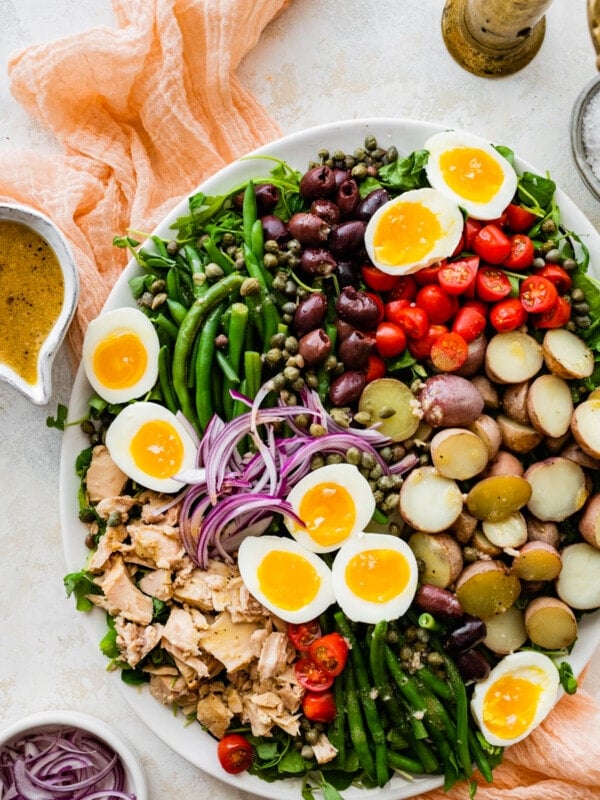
[1,1,600,799]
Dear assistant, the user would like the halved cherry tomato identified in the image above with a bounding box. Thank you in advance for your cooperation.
[287,620,321,651]
[387,275,418,301]
[534,264,573,295]
[365,353,386,382]
[414,262,444,285]
[308,632,349,678]
[389,305,429,339]
[217,734,254,774]
[502,233,535,271]
[532,295,572,329]
[375,321,407,358]
[430,332,469,372]
[361,264,402,292]
[472,223,512,264]
[302,690,337,723]
[365,291,385,326]
[295,658,334,692]
[415,284,458,324]
[464,217,483,250]
[451,306,487,343]
[519,275,558,314]
[384,297,410,322]
[461,298,489,318]
[506,203,538,233]
[438,256,479,295]
[489,298,528,332]
[475,265,512,303]
[407,323,448,360]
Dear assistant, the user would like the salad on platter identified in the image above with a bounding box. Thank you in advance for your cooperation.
[59,120,600,800]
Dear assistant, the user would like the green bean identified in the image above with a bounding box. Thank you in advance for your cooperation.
[194,303,224,431]
[166,298,188,326]
[202,235,234,274]
[343,659,376,783]
[244,244,273,290]
[153,313,178,341]
[416,665,453,701]
[222,302,249,418]
[215,350,240,384]
[328,675,346,768]
[251,217,264,261]
[182,243,207,297]
[386,750,428,776]
[157,345,177,414]
[468,728,494,784]
[172,273,244,430]
[243,350,262,400]
[242,180,258,249]
[261,294,281,352]
[441,652,472,779]
[335,613,389,787]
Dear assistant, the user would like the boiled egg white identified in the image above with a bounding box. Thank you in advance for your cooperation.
[331,532,418,623]
[82,306,160,404]
[285,463,376,553]
[237,535,335,623]
[424,130,518,221]
[105,401,197,493]
[364,187,464,276]
[470,650,560,747]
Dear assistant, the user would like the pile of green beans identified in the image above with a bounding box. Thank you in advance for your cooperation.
[329,612,500,790]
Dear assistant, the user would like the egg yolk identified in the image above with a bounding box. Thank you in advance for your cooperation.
[438,147,504,203]
[372,201,443,268]
[257,550,322,611]
[298,481,357,548]
[482,672,544,741]
[93,331,148,390]
[129,419,185,479]
[345,548,411,603]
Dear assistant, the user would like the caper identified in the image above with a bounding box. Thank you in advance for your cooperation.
[364,134,378,151]
[562,257,577,271]
[532,256,546,269]
[205,263,224,280]
[166,239,179,255]
[346,446,362,465]
[263,253,279,270]
[571,287,585,303]
[541,218,557,234]
[544,248,562,264]
[311,454,326,470]
[351,162,369,180]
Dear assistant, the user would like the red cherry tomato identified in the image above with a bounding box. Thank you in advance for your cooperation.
[361,264,402,292]
[462,298,489,318]
[430,332,469,372]
[532,294,572,329]
[475,265,512,303]
[375,321,407,358]
[519,275,558,314]
[506,203,538,233]
[288,620,322,651]
[308,633,349,678]
[414,262,444,285]
[451,306,487,343]
[295,658,334,692]
[534,264,573,295]
[387,275,418,301]
[464,217,483,250]
[407,324,448,360]
[415,284,458,324]
[302,690,337,723]
[503,233,535,271]
[365,291,385,326]
[472,223,512,264]
[384,298,410,322]
[438,256,479,296]
[389,305,429,339]
[217,734,254,774]
[365,353,386,382]
[489,298,528,332]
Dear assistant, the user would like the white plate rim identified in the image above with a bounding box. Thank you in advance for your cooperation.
[59,116,600,800]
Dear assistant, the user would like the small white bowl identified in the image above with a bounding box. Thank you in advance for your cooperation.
[570,74,600,202]
[0,203,79,405]
[0,710,148,799]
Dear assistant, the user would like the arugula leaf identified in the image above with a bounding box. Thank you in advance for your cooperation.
[64,571,100,612]
[377,149,429,192]
[517,172,557,214]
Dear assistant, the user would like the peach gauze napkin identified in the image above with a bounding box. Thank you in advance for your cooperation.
[0,0,290,361]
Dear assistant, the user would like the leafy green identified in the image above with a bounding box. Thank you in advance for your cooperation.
[64,570,100,612]
[377,149,429,192]
[558,661,578,695]
[517,171,557,213]
[46,403,68,430]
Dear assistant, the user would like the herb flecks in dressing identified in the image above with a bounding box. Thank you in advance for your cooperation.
[0,220,64,385]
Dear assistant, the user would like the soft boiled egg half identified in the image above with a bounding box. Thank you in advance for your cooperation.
[424,129,518,221]
[237,535,335,623]
[285,463,376,553]
[364,187,464,276]
[105,401,197,493]
[331,533,418,623]
[82,306,160,404]
[470,650,560,747]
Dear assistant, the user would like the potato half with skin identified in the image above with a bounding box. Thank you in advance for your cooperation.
[524,597,578,649]
[485,331,543,384]
[571,398,600,459]
[556,542,600,609]
[497,414,543,454]
[408,531,464,588]
[512,541,563,582]
[526,373,574,438]
[466,474,532,522]
[482,511,528,550]
[358,377,421,442]
[579,494,600,549]
[430,427,489,480]
[455,560,521,618]
[525,457,588,522]
[399,466,463,532]
[418,374,484,428]
[483,605,528,655]
[542,327,594,380]
[469,414,502,458]
[484,450,525,478]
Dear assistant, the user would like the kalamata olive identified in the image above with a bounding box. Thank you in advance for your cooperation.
[335,179,360,218]
[310,198,341,226]
[297,328,332,366]
[287,212,331,246]
[336,286,381,328]
[254,183,280,213]
[336,261,360,288]
[299,247,338,276]
[329,220,366,257]
[261,214,288,244]
[356,187,391,221]
[293,293,328,336]
[456,649,491,683]
[299,165,336,200]
[443,616,487,655]
[328,370,367,407]
[332,168,350,190]
[335,317,356,341]
[338,330,373,369]
[414,584,463,622]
